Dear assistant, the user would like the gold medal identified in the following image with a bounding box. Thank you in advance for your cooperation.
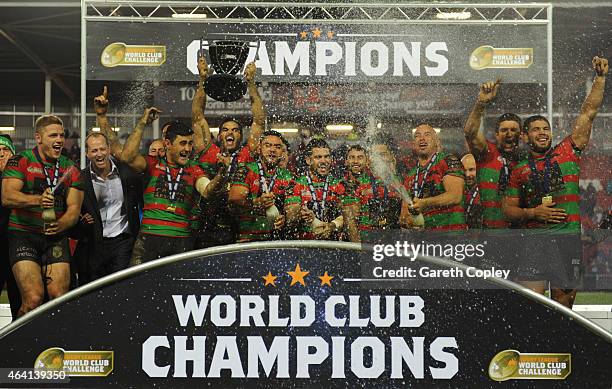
[542,195,553,205]
[167,205,176,212]
[379,217,387,227]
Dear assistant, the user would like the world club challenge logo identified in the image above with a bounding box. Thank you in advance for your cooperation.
[34,348,113,376]
[488,350,571,381]
[141,262,459,381]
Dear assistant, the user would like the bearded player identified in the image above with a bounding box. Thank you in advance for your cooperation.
[191,56,266,247]
[229,131,300,242]
[118,108,214,262]
[503,57,608,308]
[402,124,466,231]
[464,79,523,229]
[293,139,346,240]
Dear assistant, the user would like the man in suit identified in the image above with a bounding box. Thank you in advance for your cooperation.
[73,132,142,284]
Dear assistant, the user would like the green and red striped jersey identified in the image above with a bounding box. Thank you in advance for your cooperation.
[475,141,518,229]
[342,172,403,231]
[197,143,255,177]
[403,152,467,231]
[292,173,347,240]
[505,136,582,232]
[141,155,206,237]
[3,148,82,233]
[193,143,256,231]
[232,161,299,242]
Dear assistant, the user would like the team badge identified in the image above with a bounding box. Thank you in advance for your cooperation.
[52,245,63,259]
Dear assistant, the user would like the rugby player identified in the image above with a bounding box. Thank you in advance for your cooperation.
[191,56,266,247]
[2,115,83,316]
[119,108,213,262]
[503,56,608,307]
[463,79,522,229]
[228,131,300,242]
[293,139,346,240]
[402,124,466,231]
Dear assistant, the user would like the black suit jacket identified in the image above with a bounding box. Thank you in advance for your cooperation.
[72,158,142,268]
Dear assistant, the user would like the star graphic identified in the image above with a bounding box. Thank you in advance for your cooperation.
[319,271,334,287]
[287,263,309,286]
[299,31,308,39]
[312,28,322,39]
[326,31,335,39]
[262,272,277,287]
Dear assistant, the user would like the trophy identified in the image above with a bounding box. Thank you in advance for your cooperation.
[204,40,254,102]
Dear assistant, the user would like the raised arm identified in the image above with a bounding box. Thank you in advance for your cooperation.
[245,62,266,151]
[571,56,608,150]
[119,107,160,173]
[94,86,123,157]
[463,79,500,159]
[192,56,212,153]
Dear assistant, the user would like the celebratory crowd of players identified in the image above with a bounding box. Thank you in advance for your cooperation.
[0,55,607,318]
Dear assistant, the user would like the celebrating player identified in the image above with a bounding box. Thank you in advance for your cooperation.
[502,56,608,307]
[293,139,346,240]
[402,124,466,231]
[191,56,266,247]
[463,79,523,229]
[118,108,213,262]
[2,115,83,316]
[228,131,300,242]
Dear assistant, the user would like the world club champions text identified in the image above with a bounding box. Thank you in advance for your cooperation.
[141,294,458,379]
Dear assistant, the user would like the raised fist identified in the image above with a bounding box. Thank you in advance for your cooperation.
[94,86,109,115]
[477,78,501,104]
[140,107,161,125]
[244,62,257,84]
[592,56,608,77]
[198,56,209,79]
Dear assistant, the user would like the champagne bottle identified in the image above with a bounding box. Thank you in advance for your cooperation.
[412,212,425,228]
[41,207,56,233]
[266,204,280,224]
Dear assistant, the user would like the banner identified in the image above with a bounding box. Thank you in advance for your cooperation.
[0,243,610,387]
[154,83,546,118]
[87,22,547,83]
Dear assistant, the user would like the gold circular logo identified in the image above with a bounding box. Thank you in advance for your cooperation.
[488,349,520,381]
[101,42,127,67]
[34,347,65,370]
[470,45,495,70]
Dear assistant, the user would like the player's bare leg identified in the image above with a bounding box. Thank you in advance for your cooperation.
[517,280,547,295]
[551,288,577,308]
[45,262,71,299]
[12,260,44,316]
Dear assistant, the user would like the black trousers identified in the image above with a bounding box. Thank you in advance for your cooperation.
[82,233,135,284]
